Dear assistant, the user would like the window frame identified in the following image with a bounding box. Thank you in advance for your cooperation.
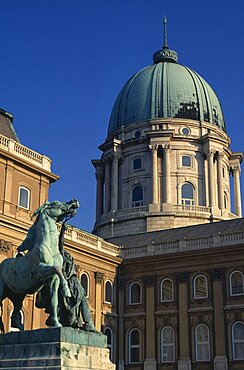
[128,328,141,364]
[181,155,192,168]
[81,272,89,298]
[129,282,142,305]
[132,157,142,171]
[193,274,208,299]
[160,326,175,363]
[132,185,143,208]
[18,186,30,210]
[104,327,114,362]
[232,321,244,360]
[104,280,113,304]
[160,278,174,302]
[181,182,194,206]
[195,324,210,362]
[230,270,244,296]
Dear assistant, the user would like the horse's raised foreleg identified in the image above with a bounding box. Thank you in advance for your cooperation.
[38,263,71,298]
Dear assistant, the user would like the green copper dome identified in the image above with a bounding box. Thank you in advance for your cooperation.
[108,25,225,136]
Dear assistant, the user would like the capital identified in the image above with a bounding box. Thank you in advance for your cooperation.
[94,271,104,283]
[231,165,241,174]
[216,151,224,160]
[210,268,224,280]
[143,275,156,286]
[149,144,158,151]
[162,144,171,151]
[207,150,215,158]
[176,271,189,283]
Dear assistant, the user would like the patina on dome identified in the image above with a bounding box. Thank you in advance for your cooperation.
[108,20,225,136]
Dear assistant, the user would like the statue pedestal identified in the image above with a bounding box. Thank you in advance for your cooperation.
[0,327,115,370]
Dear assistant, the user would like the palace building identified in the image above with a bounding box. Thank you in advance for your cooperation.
[92,19,244,370]
[0,19,244,370]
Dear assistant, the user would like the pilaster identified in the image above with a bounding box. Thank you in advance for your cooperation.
[94,271,104,331]
[176,272,191,370]
[210,269,228,370]
[143,275,156,370]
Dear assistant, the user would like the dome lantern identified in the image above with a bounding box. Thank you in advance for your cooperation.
[153,17,178,64]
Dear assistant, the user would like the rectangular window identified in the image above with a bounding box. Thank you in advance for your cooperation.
[133,158,142,171]
[182,155,192,167]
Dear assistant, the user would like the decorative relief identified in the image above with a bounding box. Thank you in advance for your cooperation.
[0,240,12,254]
[143,275,156,286]
[210,268,224,280]
[94,271,104,283]
[176,271,189,283]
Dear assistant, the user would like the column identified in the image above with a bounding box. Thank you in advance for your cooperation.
[211,269,228,370]
[143,275,156,370]
[216,152,224,210]
[104,159,111,213]
[92,160,104,221]
[163,145,171,204]
[232,166,242,217]
[207,151,215,207]
[94,271,104,331]
[118,276,125,370]
[177,272,191,370]
[149,145,158,204]
[111,153,120,211]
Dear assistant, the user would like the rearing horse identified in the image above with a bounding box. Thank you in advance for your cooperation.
[0,199,79,332]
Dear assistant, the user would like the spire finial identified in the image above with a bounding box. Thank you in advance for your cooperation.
[163,15,168,49]
[153,17,178,64]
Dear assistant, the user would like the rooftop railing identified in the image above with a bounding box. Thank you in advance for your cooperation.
[0,134,52,171]
[122,229,244,259]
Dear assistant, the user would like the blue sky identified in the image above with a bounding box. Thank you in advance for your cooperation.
[0,0,243,231]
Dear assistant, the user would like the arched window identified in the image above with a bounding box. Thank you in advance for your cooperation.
[230,271,244,296]
[129,328,141,364]
[181,182,194,205]
[224,193,228,209]
[194,275,208,299]
[161,326,175,362]
[161,278,174,302]
[132,186,143,207]
[129,282,142,305]
[18,186,30,209]
[81,273,89,297]
[195,324,210,361]
[182,155,192,167]
[232,322,244,360]
[105,281,113,303]
[104,327,114,362]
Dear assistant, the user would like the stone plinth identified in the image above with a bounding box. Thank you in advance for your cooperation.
[0,327,115,370]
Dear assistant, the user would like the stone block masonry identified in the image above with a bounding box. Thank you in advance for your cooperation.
[0,327,115,370]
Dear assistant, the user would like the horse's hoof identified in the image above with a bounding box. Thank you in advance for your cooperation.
[50,322,62,328]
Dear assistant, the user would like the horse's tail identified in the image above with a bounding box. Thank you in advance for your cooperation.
[0,304,4,334]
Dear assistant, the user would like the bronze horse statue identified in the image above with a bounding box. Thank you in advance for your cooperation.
[0,199,79,332]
